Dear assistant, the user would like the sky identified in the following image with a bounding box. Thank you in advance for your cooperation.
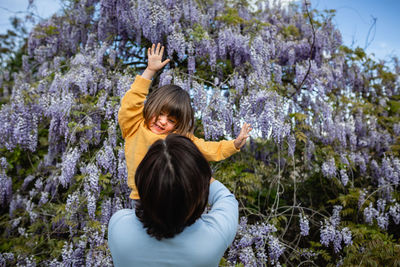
[0,0,61,32]
[309,0,400,61]
[0,0,399,61]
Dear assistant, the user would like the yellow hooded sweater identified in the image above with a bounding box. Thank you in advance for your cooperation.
[118,75,239,199]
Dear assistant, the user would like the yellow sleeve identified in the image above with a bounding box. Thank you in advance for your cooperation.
[191,135,240,161]
[118,75,152,139]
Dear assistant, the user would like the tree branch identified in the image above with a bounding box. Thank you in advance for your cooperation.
[290,0,316,99]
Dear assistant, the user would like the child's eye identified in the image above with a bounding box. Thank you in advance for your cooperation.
[168,118,176,124]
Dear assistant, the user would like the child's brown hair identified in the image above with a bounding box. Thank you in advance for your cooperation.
[143,84,194,135]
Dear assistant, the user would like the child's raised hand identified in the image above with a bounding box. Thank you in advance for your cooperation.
[142,43,170,80]
[147,43,170,71]
[234,123,252,149]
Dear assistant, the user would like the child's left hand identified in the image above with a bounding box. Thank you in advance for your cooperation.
[234,123,252,149]
[142,43,170,80]
[147,43,170,72]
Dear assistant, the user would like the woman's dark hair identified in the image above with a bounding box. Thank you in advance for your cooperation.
[143,84,194,135]
[135,134,211,240]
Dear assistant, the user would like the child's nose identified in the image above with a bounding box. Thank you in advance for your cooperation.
[159,115,167,124]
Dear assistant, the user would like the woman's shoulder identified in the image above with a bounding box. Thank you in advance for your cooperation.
[112,208,134,217]
[109,209,136,227]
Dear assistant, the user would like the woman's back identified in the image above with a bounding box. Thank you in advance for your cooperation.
[108,180,238,267]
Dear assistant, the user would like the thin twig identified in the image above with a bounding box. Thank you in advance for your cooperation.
[290,0,316,98]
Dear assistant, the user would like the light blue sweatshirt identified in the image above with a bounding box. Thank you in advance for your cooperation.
[108,180,239,267]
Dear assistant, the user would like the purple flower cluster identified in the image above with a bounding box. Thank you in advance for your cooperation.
[80,163,102,220]
[339,169,349,186]
[47,237,88,266]
[65,191,80,234]
[287,134,296,157]
[322,157,336,179]
[389,203,400,224]
[0,79,41,152]
[228,217,285,266]
[0,170,12,207]
[66,192,80,219]
[0,253,14,266]
[320,206,352,253]
[394,123,400,136]
[159,69,174,87]
[330,205,342,227]
[363,199,400,229]
[116,146,128,185]
[201,90,234,140]
[60,147,81,188]
[0,157,8,170]
[358,189,367,209]
[96,140,116,175]
[190,80,208,114]
[377,157,400,187]
[100,197,112,225]
[299,213,310,236]
[238,89,290,142]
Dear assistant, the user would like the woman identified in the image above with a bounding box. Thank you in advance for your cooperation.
[107,134,239,267]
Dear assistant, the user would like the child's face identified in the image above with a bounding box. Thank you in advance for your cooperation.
[149,112,177,134]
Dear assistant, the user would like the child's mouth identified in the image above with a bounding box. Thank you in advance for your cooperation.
[154,124,164,131]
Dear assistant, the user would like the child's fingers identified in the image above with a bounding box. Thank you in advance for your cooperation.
[160,45,165,56]
[242,123,250,132]
[155,43,161,54]
[148,45,153,57]
[161,58,171,67]
[244,123,252,133]
[236,123,251,142]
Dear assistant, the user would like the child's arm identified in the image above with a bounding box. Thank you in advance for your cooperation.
[191,123,252,161]
[118,76,151,139]
[118,44,170,139]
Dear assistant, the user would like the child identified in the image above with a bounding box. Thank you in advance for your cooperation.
[118,43,252,200]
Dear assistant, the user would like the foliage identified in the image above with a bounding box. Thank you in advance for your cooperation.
[0,0,399,266]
